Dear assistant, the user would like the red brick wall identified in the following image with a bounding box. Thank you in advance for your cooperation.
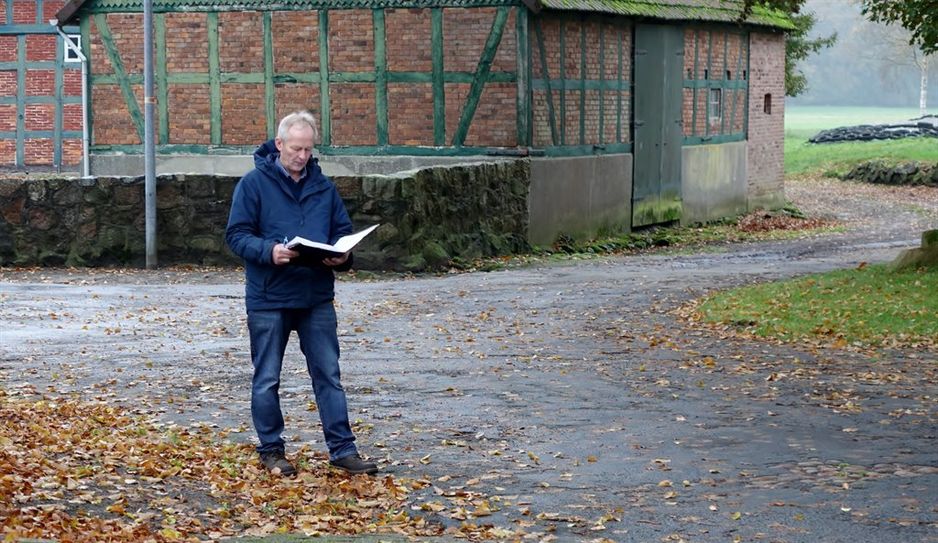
[386,8,432,72]
[0,105,15,132]
[25,138,53,165]
[747,31,785,208]
[2,1,83,168]
[531,16,630,148]
[221,84,267,145]
[272,11,319,74]
[81,7,521,151]
[12,0,34,24]
[164,13,208,72]
[168,84,210,144]
[331,83,377,146]
[0,140,14,166]
[388,83,434,145]
[682,28,747,137]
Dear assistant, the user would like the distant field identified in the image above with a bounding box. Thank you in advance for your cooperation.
[784,106,937,175]
[785,106,925,139]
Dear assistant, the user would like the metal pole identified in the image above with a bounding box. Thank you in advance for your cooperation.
[144,0,157,268]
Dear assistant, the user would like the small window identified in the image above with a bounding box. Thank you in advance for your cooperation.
[708,88,723,123]
[742,70,747,80]
[763,93,772,114]
[703,69,709,80]
[64,34,81,63]
[726,70,732,80]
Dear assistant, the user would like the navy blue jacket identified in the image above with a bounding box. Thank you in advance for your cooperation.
[226,140,353,311]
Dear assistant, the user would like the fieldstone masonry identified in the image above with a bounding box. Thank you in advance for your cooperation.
[0,160,530,271]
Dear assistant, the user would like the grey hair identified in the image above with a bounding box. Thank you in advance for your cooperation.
[277,110,319,142]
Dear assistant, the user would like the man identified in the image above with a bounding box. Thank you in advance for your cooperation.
[226,111,377,476]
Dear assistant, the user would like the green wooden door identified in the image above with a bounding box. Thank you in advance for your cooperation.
[632,24,683,227]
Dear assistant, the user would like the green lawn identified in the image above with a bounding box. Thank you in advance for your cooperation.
[785,106,938,175]
[695,264,938,350]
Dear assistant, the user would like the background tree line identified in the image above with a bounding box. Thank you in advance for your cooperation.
[745,0,937,111]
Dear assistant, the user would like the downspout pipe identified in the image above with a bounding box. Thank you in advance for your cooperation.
[51,20,90,178]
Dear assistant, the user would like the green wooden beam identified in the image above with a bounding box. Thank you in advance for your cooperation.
[597,22,604,144]
[273,73,319,84]
[533,18,557,145]
[264,12,275,138]
[0,60,61,70]
[374,9,388,146]
[35,0,43,23]
[682,79,747,89]
[705,29,712,138]
[559,18,565,144]
[532,79,621,90]
[207,11,220,145]
[452,6,509,146]
[94,13,146,142]
[91,143,257,154]
[167,73,209,83]
[91,142,526,157]
[729,32,744,135]
[81,16,94,146]
[2,95,81,105]
[91,70,513,86]
[54,31,64,167]
[691,28,699,137]
[515,6,530,147]
[330,72,374,83]
[744,32,750,138]
[577,14,586,145]
[432,8,445,146]
[319,10,331,145]
[616,22,623,143]
[683,133,744,145]
[0,24,66,35]
[155,13,169,144]
[539,142,632,157]
[15,35,25,166]
[721,30,728,134]
[219,73,265,84]
[1,130,92,138]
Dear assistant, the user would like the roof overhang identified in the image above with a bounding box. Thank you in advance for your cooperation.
[55,0,794,30]
[530,0,795,30]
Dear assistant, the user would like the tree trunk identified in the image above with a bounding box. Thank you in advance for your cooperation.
[921,56,929,115]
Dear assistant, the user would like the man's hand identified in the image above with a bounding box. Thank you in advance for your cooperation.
[272,243,299,265]
[323,251,350,267]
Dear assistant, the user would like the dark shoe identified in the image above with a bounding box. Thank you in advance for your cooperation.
[330,454,378,475]
[259,450,297,476]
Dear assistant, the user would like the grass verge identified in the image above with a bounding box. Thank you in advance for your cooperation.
[453,206,844,272]
[690,264,938,351]
[785,135,938,177]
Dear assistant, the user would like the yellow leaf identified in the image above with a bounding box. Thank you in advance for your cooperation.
[731,511,742,520]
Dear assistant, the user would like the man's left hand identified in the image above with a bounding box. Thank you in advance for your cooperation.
[323,251,350,267]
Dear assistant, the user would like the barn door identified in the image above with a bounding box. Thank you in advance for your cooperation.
[632,24,684,227]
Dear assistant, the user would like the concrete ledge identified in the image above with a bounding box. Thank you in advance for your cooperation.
[89,153,514,178]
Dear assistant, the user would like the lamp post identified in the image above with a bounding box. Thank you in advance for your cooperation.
[144,0,156,268]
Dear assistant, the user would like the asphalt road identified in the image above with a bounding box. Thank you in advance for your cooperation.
[1,178,936,542]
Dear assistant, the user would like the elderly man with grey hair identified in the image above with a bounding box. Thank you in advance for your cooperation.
[225,111,377,476]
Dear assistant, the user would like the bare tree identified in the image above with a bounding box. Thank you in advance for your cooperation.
[861,20,934,114]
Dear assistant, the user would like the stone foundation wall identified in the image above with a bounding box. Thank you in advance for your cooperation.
[0,160,530,271]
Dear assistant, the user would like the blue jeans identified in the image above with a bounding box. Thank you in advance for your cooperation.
[247,303,357,461]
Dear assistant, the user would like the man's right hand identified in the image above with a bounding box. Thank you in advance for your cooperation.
[272,243,299,265]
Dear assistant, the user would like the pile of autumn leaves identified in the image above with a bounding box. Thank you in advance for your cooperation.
[0,391,453,542]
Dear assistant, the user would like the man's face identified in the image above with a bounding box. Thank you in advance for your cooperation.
[275,124,315,178]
